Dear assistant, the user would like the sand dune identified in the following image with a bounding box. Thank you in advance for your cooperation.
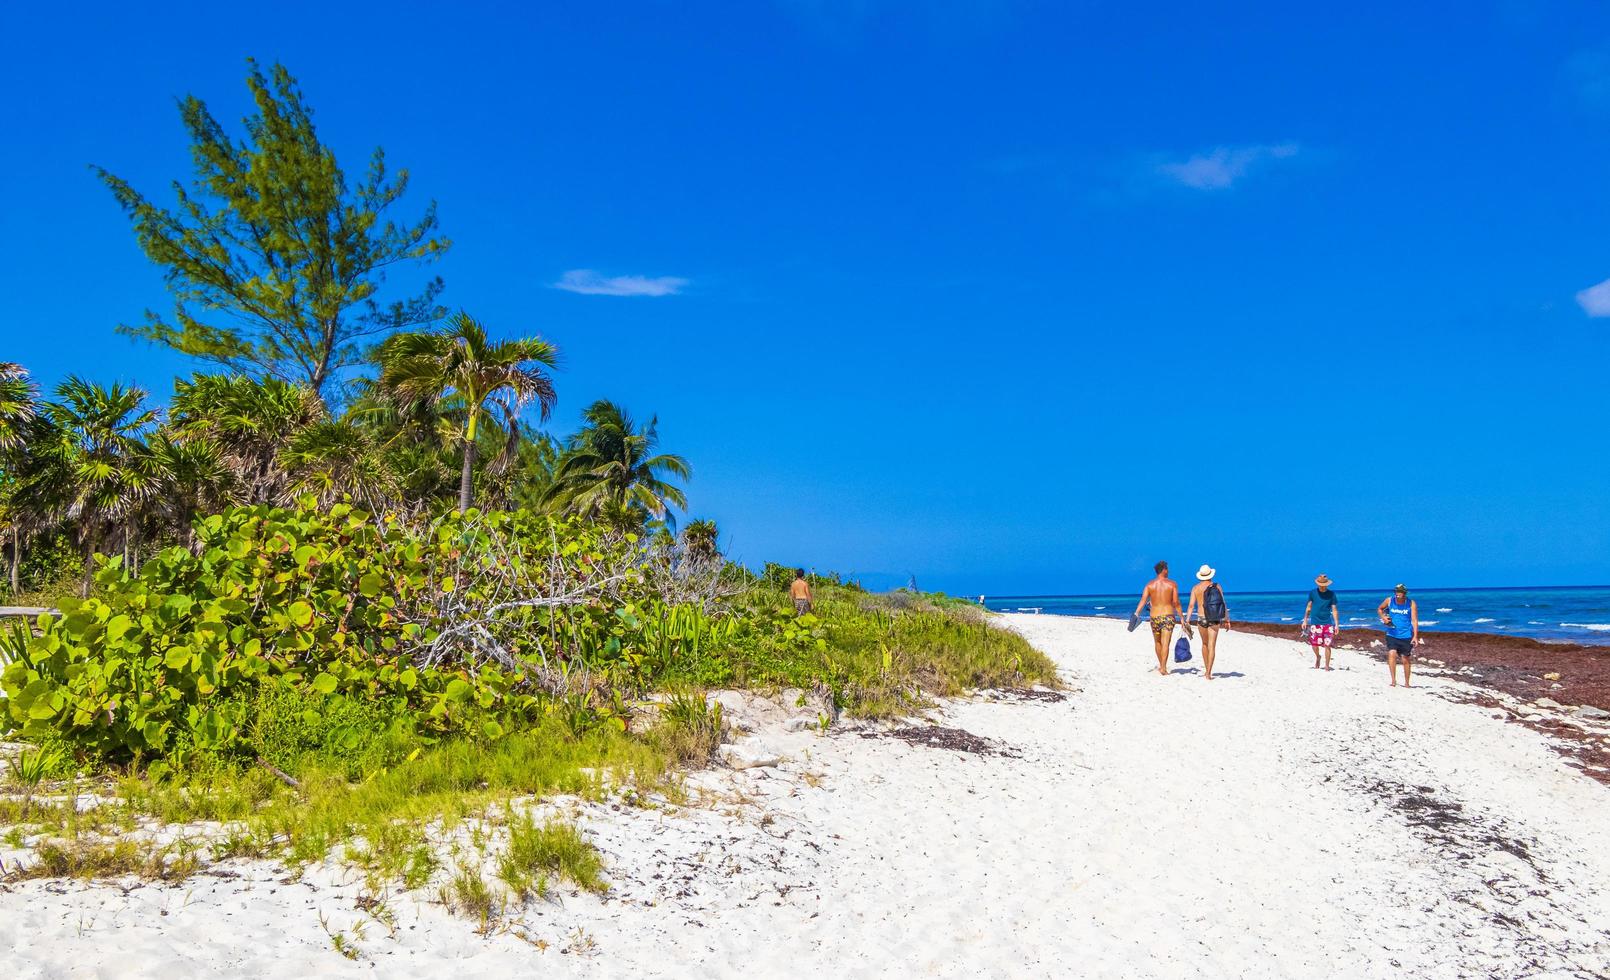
[5,615,1609,978]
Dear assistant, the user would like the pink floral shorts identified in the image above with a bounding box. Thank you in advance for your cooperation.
[1308,624,1336,647]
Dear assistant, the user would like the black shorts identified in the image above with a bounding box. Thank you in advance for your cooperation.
[1198,620,1225,629]
[1386,636,1413,656]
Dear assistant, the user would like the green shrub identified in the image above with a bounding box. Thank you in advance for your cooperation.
[0,501,680,765]
[245,685,415,780]
[653,689,724,764]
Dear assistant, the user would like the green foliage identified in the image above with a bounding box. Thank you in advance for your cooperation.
[712,580,1057,717]
[245,684,414,781]
[9,378,160,564]
[0,501,581,760]
[9,744,68,787]
[680,519,719,561]
[653,689,725,763]
[545,400,690,531]
[96,60,450,395]
[378,311,559,512]
[445,860,498,922]
[0,501,765,767]
[498,814,607,899]
[0,531,83,606]
[0,362,37,453]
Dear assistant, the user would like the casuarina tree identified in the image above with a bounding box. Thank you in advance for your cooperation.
[97,60,451,398]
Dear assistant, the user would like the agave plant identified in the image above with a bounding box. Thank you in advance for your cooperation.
[379,311,558,512]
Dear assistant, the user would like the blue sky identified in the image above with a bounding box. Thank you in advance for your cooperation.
[4,0,1610,594]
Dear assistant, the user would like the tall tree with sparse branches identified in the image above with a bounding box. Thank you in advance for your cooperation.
[97,60,451,397]
[379,311,558,512]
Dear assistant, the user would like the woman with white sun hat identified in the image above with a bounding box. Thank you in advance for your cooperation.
[1185,564,1232,680]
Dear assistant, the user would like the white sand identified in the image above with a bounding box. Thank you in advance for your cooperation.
[5,615,1610,978]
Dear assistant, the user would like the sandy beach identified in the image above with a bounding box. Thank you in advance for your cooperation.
[5,614,1610,978]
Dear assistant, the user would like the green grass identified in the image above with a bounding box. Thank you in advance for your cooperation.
[497,811,607,900]
[7,836,200,882]
[0,721,654,892]
[726,584,1060,717]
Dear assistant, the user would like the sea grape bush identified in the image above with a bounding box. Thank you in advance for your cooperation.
[0,500,749,765]
[0,499,1057,773]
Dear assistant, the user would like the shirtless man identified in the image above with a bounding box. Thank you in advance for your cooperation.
[1132,560,1183,676]
[790,568,814,616]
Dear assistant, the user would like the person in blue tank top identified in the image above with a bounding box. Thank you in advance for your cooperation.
[1376,583,1422,688]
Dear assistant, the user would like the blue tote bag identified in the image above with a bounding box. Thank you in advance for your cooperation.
[1173,636,1192,663]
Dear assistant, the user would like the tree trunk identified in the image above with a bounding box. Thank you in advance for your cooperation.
[8,527,18,595]
[81,536,95,597]
[458,438,477,512]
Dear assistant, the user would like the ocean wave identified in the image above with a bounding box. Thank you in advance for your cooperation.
[1418,620,1439,625]
[1561,622,1610,632]
[1349,617,1368,622]
[1280,616,1294,621]
[1528,620,1545,625]
[1094,606,1105,610]
[1473,618,1496,624]
[1436,607,1453,613]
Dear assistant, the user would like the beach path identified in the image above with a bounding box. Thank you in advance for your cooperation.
[4,616,1609,978]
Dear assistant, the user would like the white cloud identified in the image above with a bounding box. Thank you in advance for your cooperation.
[1575,277,1610,316]
[553,269,688,297]
[1157,142,1299,190]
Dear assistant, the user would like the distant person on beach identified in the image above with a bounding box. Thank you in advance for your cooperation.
[1377,584,1422,688]
[1302,574,1341,670]
[790,569,813,616]
[1185,564,1232,680]
[1132,561,1183,676]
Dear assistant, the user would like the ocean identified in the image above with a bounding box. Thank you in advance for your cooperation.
[978,585,1610,645]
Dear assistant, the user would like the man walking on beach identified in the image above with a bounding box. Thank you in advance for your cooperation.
[790,569,814,616]
[1377,584,1422,687]
[1302,574,1341,670]
[1132,561,1184,676]
[1185,565,1231,680]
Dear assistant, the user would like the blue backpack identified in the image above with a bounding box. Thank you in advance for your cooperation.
[1174,636,1193,662]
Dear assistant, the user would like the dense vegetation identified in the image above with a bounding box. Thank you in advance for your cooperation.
[0,61,1056,901]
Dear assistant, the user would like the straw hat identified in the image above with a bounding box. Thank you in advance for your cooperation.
[1315,573,1333,587]
[1196,564,1216,581]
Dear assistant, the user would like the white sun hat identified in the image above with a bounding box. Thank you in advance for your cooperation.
[1196,564,1216,581]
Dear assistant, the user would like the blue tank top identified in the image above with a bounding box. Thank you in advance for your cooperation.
[1386,597,1412,639]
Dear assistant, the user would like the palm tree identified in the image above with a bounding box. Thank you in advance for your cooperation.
[279,419,397,512]
[137,431,240,548]
[12,377,159,592]
[0,364,38,592]
[379,311,558,512]
[0,363,37,453]
[168,374,323,504]
[546,400,690,531]
[681,519,720,561]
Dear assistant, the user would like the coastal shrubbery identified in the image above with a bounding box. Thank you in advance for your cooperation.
[1,499,1056,780]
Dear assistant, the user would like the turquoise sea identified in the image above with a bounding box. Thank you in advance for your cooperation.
[979,586,1610,645]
